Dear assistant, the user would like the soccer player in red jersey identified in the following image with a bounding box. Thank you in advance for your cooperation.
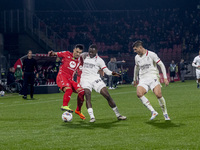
[48,44,85,120]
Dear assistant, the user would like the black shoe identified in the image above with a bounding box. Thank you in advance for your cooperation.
[22,96,27,99]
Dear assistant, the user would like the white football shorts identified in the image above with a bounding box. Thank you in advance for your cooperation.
[138,76,160,92]
[80,77,106,93]
[196,69,200,79]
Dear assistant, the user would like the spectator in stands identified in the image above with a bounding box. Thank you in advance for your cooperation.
[14,65,23,93]
[36,70,47,85]
[53,57,61,83]
[7,67,21,93]
[169,60,176,82]
[22,50,38,99]
[107,57,125,89]
[180,59,186,82]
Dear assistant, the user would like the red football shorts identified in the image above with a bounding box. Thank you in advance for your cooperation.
[56,73,81,92]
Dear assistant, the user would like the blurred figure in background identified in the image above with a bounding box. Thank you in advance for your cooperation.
[7,67,21,93]
[179,59,186,82]
[169,60,176,82]
[22,50,38,99]
[107,57,125,89]
[14,65,23,94]
[192,50,200,89]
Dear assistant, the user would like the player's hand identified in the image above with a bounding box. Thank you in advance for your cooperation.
[48,50,54,56]
[112,71,120,77]
[164,78,169,86]
[133,81,137,87]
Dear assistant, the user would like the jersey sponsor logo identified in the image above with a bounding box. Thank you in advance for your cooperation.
[69,61,76,68]
[140,64,151,70]
[79,65,83,70]
[84,62,95,68]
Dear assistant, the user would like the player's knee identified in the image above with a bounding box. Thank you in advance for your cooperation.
[63,87,72,93]
[78,89,84,96]
[137,92,144,98]
[84,90,91,98]
[155,93,162,99]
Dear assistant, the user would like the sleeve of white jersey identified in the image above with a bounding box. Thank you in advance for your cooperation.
[150,51,161,63]
[99,58,112,76]
[133,56,139,81]
[150,52,167,79]
[192,57,198,67]
[80,52,88,60]
[157,61,167,79]
[133,65,139,81]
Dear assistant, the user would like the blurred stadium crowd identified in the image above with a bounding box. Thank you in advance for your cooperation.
[1,0,200,93]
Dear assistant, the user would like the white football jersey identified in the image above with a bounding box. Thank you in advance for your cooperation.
[193,55,200,70]
[135,50,160,78]
[81,55,107,79]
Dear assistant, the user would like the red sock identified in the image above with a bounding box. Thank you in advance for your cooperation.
[63,89,73,106]
[76,89,84,111]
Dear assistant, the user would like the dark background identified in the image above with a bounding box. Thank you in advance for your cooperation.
[0,0,198,10]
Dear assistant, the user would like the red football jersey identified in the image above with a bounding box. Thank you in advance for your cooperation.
[57,51,82,80]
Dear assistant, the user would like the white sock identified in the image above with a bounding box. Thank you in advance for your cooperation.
[87,108,95,119]
[140,96,155,112]
[158,97,168,114]
[112,107,120,117]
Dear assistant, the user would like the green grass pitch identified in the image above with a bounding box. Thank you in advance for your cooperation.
[0,80,200,150]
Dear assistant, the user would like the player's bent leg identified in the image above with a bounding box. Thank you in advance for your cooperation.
[76,88,84,111]
[84,88,95,121]
[100,87,127,120]
[153,84,162,99]
[153,85,170,120]
[74,88,85,120]
[137,86,157,119]
[137,86,155,112]
[84,89,92,108]
[61,87,73,112]
[197,79,200,88]
[100,87,116,108]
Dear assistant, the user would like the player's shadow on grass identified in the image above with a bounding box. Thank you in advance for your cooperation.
[145,120,185,129]
[61,120,126,130]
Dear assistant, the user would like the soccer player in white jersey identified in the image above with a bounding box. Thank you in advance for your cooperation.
[132,40,170,120]
[192,50,200,88]
[80,44,127,122]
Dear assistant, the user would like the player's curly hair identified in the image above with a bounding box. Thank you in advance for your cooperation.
[89,44,98,51]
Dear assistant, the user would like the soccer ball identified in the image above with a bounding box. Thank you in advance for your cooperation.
[0,91,5,96]
[62,111,73,122]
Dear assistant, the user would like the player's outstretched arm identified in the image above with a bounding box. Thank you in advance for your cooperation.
[48,50,57,57]
[80,52,88,60]
[112,71,121,77]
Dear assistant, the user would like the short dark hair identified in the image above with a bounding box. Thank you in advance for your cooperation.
[89,44,98,51]
[75,44,84,51]
[132,40,143,48]
[28,50,32,53]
